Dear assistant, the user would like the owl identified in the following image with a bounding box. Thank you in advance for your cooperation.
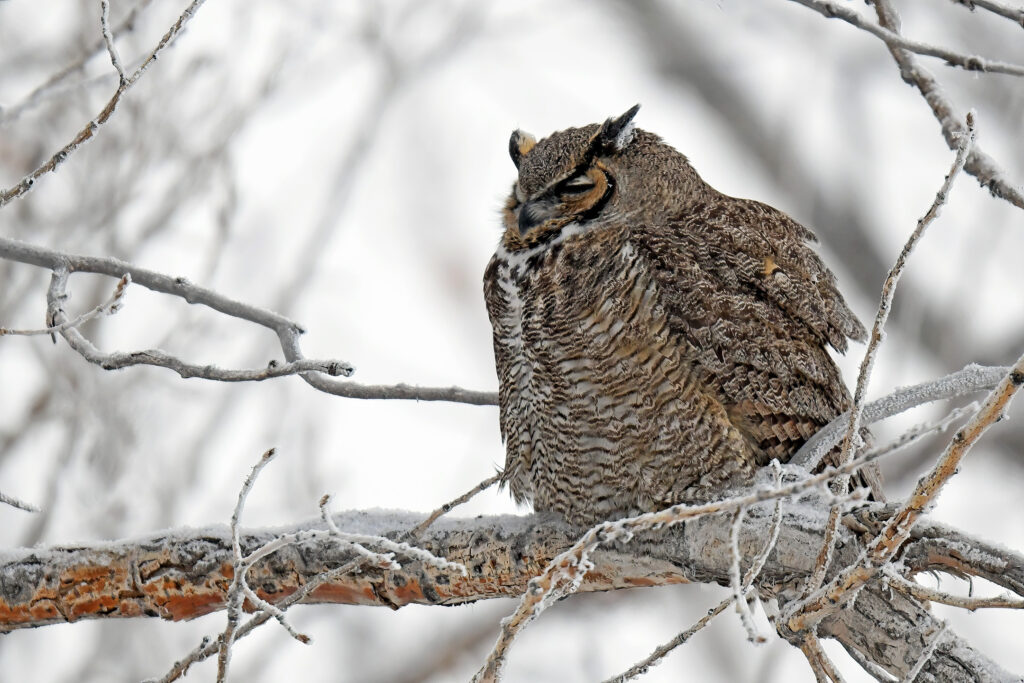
[484,105,880,527]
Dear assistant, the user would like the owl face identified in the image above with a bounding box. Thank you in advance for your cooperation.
[501,105,641,252]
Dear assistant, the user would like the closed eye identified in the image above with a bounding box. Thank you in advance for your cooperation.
[558,176,596,196]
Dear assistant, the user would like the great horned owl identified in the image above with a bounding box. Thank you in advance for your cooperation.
[484,105,877,527]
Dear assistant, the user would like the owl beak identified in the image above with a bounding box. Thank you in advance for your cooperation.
[517,200,543,235]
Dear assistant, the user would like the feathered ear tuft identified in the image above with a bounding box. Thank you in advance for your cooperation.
[598,104,641,152]
[509,130,537,169]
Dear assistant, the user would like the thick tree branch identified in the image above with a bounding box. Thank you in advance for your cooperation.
[0,508,1018,680]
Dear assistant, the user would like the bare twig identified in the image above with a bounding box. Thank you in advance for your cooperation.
[603,597,733,683]
[788,351,1024,632]
[218,448,279,682]
[43,268,351,381]
[407,473,501,540]
[318,496,466,575]
[871,0,1024,210]
[606,462,784,683]
[0,0,210,207]
[883,568,1024,610]
[729,506,764,643]
[843,646,899,683]
[790,0,1024,77]
[99,0,128,85]
[0,236,497,404]
[863,401,977,461]
[803,112,975,598]
[838,112,975,472]
[1,273,129,337]
[946,0,1024,28]
[0,490,40,513]
[793,363,1008,471]
[0,0,156,124]
[745,460,786,589]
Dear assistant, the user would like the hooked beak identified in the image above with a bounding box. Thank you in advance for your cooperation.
[517,200,546,235]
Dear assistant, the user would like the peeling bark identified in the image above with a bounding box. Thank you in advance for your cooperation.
[0,508,1019,681]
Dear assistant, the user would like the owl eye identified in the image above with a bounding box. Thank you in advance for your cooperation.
[558,175,596,196]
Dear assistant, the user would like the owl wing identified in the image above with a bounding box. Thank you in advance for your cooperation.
[630,196,867,466]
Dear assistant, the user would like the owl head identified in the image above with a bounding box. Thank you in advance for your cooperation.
[501,105,707,251]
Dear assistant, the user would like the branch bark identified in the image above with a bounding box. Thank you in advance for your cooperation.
[1,509,1018,680]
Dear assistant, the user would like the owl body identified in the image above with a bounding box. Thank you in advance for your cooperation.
[485,107,874,526]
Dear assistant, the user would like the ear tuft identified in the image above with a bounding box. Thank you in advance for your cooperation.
[598,104,641,152]
[509,130,537,169]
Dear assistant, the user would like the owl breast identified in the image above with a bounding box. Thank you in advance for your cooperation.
[485,223,756,526]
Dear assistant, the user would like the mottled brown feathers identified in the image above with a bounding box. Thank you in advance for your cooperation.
[485,107,876,526]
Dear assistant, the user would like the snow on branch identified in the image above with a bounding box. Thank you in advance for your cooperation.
[99,0,128,85]
[797,113,975,612]
[790,0,1024,77]
[0,235,498,405]
[1,505,1020,680]
[791,362,1009,471]
[784,351,1024,634]
[871,0,1024,211]
[947,0,1024,27]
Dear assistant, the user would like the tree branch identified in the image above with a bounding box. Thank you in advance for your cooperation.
[790,0,1024,77]
[869,0,1024,211]
[1,508,1017,680]
[0,0,211,207]
[0,235,498,405]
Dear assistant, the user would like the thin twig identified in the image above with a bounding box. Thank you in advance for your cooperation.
[790,0,1024,77]
[883,567,1024,610]
[946,0,1024,28]
[407,473,501,540]
[843,645,899,682]
[729,506,764,643]
[0,0,156,124]
[605,462,785,682]
[862,401,977,461]
[793,364,1008,470]
[319,495,466,575]
[803,112,975,599]
[218,448,278,683]
[0,235,497,405]
[1,273,129,337]
[99,0,128,84]
[43,268,352,381]
[0,0,211,207]
[603,597,733,683]
[787,351,1024,632]
[838,112,975,472]
[0,490,40,513]
[871,0,1024,210]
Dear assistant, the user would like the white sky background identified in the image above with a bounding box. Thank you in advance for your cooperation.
[1,0,1023,681]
